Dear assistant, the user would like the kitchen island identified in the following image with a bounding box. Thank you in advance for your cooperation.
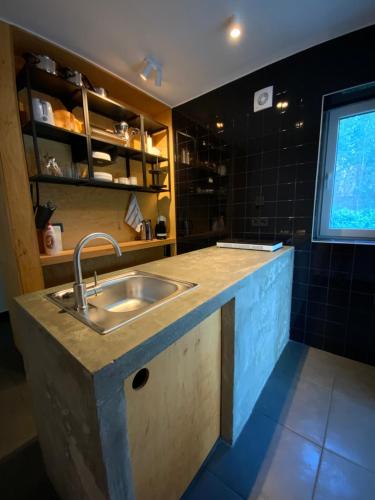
[15,245,293,500]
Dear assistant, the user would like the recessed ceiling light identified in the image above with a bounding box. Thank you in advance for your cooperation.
[227,15,242,40]
[229,25,241,39]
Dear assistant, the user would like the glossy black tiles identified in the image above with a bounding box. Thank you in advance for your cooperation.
[173,25,375,365]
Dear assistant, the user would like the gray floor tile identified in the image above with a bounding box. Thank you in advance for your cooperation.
[314,450,375,500]
[334,362,375,409]
[274,342,336,389]
[255,370,331,445]
[0,382,36,460]
[325,391,375,473]
[0,367,21,392]
[182,469,242,500]
[207,411,321,499]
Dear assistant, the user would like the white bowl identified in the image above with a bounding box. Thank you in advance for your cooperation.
[94,172,113,182]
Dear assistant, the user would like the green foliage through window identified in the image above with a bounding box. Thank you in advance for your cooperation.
[330,110,375,230]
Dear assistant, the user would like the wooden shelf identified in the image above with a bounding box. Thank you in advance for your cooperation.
[143,151,169,164]
[29,175,169,193]
[131,115,166,134]
[86,89,138,122]
[40,237,176,266]
[91,137,142,160]
[23,121,87,144]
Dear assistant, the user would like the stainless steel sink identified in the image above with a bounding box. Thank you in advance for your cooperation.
[47,271,198,334]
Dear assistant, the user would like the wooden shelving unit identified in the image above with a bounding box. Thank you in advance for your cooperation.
[18,65,171,193]
[40,237,176,266]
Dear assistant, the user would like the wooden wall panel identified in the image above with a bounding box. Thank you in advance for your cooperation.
[37,183,159,250]
[124,310,221,500]
[0,21,44,304]
[13,24,176,260]
[0,22,177,310]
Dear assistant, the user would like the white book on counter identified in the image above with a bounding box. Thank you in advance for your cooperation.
[216,239,283,252]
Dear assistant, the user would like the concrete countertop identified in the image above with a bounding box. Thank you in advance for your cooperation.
[15,246,293,376]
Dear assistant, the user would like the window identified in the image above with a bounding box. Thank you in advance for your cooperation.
[313,83,375,244]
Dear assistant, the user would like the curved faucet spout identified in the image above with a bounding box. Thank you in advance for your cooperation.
[73,232,122,311]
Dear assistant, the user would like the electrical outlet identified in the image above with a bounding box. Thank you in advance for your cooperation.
[251,217,269,227]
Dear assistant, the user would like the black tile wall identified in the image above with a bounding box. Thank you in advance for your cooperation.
[173,25,375,366]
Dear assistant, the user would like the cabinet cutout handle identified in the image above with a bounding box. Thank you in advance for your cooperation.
[132,368,149,390]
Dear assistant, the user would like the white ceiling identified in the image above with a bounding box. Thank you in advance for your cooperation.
[1,0,375,107]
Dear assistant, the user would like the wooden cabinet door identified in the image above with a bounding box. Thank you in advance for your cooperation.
[124,310,221,500]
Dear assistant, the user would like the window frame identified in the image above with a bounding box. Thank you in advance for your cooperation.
[312,85,375,245]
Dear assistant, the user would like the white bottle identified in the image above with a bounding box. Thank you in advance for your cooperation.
[146,135,153,152]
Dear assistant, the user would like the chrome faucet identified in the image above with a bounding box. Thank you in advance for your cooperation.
[73,232,122,311]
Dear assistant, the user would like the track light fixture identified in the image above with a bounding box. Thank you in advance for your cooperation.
[139,57,163,87]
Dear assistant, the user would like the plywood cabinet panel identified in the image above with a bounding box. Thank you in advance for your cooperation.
[124,310,221,500]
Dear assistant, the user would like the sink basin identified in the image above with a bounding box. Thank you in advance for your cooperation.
[47,271,198,334]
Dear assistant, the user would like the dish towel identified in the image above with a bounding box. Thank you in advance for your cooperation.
[124,193,143,232]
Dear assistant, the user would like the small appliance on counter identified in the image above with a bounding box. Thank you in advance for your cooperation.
[32,97,54,125]
[216,239,283,252]
[155,215,167,239]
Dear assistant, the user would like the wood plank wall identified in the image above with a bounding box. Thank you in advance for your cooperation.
[0,21,176,309]
[0,21,45,301]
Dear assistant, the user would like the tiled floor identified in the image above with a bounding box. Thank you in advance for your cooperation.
[2,312,375,500]
[0,314,36,462]
[0,313,57,499]
[183,341,375,500]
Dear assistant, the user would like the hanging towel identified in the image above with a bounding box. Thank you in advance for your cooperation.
[124,193,143,232]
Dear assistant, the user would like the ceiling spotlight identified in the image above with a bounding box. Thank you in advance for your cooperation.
[140,59,153,81]
[228,16,242,40]
[139,57,163,87]
[230,25,241,39]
